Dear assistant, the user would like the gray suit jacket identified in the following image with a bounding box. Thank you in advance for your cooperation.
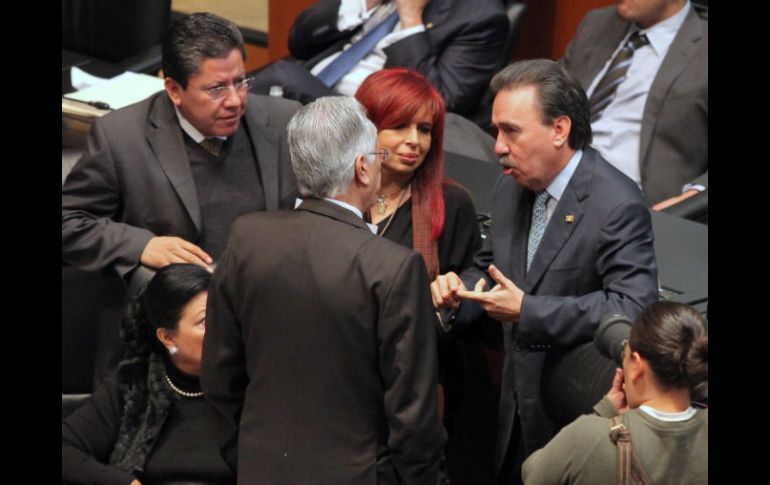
[455,147,659,475]
[62,92,300,280]
[201,199,445,484]
[561,6,708,205]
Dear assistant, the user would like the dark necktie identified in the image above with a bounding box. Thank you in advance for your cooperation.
[315,11,400,88]
[200,138,223,158]
[527,191,550,271]
[589,31,650,122]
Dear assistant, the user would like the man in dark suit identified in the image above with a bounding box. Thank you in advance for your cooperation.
[201,96,445,484]
[431,59,658,485]
[62,13,300,381]
[561,0,707,209]
[251,0,508,116]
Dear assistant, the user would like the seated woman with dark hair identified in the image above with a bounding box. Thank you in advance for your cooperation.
[522,301,708,484]
[62,264,233,485]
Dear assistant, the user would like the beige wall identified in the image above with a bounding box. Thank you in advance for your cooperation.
[172,0,268,32]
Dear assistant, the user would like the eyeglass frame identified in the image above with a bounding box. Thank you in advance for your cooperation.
[200,77,255,100]
[367,148,389,162]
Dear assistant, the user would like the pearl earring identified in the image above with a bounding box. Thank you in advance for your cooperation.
[169,346,178,356]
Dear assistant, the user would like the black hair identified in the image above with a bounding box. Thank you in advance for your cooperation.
[491,59,592,150]
[629,301,708,390]
[161,12,245,88]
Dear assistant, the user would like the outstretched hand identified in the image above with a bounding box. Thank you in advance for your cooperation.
[606,368,629,414]
[454,264,524,322]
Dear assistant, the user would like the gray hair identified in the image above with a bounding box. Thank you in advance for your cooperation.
[162,12,245,88]
[491,59,592,150]
[287,96,378,198]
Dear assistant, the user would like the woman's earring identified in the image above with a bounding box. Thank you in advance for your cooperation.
[169,346,178,356]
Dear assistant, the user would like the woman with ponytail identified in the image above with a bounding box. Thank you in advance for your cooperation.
[63,264,233,484]
[523,301,708,484]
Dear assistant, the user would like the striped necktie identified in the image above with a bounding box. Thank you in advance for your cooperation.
[589,31,650,122]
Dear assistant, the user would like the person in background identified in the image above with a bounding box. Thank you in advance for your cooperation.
[62,12,300,383]
[201,96,445,484]
[430,59,658,485]
[62,264,233,485]
[560,0,707,209]
[355,66,481,455]
[250,0,509,116]
[522,301,708,484]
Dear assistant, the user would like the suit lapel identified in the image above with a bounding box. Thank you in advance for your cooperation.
[640,8,703,168]
[523,151,594,291]
[244,97,281,210]
[146,93,202,231]
[578,17,629,88]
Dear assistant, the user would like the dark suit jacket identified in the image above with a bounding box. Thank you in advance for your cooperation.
[62,91,300,280]
[455,147,659,475]
[561,6,708,205]
[288,0,509,116]
[201,199,446,484]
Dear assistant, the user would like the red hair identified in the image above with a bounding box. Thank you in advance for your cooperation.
[355,68,446,240]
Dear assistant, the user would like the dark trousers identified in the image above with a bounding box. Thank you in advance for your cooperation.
[250,59,342,105]
[497,414,527,485]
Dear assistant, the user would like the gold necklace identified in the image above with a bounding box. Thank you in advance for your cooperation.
[376,186,408,215]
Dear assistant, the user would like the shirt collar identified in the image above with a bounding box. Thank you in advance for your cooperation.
[322,198,378,234]
[174,106,227,143]
[544,149,582,202]
[632,1,690,57]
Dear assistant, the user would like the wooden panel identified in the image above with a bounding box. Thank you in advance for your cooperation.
[268,0,316,60]
[244,43,271,72]
[511,0,557,61]
[552,0,614,59]
[172,0,268,32]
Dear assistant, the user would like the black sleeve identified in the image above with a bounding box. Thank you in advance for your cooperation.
[438,183,482,275]
[62,381,136,485]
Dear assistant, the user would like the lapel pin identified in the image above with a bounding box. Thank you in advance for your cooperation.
[565,215,575,223]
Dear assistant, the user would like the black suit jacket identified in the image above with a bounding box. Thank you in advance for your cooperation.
[201,199,446,484]
[562,6,708,205]
[62,92,300,279]
[288,0,509,115]
[456,147,659,474]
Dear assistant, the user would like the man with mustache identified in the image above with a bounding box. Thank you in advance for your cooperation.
[430,59,658,485]
[63,13,301,383]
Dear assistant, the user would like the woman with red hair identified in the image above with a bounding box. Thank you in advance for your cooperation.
[355,67,481,282]
[355,68,482,452]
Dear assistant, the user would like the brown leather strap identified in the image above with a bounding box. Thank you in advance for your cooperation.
[609,416,652,485]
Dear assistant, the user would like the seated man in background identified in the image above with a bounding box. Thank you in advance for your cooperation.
[201,96,445,483]
[250,0,509,117]
[560,0,707,209]
[62,12,300,383]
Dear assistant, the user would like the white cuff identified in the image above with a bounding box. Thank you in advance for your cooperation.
[337,0,377,31]
[379,23,426,48]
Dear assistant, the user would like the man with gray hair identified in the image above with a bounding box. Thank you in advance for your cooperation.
[202,96,446,484]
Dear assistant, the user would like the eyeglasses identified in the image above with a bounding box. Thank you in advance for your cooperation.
[201,77,255,100]
[368,148,389,162]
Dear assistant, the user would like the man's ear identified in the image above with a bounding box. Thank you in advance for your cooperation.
[552,115,572,148]
[164,77,183,107]
[354,154,371,187]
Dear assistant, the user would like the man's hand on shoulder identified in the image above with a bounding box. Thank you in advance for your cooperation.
[140,236,213,271]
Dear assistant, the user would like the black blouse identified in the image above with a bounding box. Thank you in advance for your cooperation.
[368,182,482,275]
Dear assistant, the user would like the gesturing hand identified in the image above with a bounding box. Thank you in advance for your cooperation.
[455,264,524,322]
[430,271,466,309]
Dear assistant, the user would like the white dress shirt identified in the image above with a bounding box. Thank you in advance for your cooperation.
[587,2,690,190]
